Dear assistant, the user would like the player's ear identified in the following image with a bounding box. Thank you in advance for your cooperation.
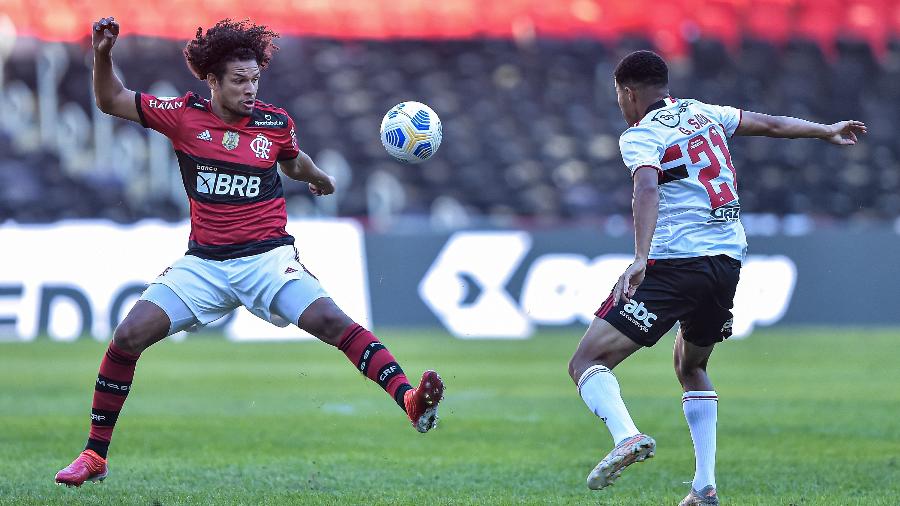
[206,73,218,91]
[625,86,637,104]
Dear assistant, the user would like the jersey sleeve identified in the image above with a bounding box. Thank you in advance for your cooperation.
[135,91,191,138]
[706,104,742,138]
[278,115,300,161]
[619,126,664,176]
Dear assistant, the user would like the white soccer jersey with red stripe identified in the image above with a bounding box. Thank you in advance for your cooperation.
[619,97,747,262]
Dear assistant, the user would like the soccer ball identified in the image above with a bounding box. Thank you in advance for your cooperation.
[379,101,442,164]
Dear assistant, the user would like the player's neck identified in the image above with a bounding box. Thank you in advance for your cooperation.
[209,97,245,125]
[639,93,670,117]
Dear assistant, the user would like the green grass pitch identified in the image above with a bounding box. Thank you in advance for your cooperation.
[1,328,898,505]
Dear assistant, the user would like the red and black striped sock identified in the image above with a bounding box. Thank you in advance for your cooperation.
[84,341,140,459]
[338,324,412,410]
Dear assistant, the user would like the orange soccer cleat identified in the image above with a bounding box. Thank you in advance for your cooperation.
[403,370,444,433]
[55,449,108,487]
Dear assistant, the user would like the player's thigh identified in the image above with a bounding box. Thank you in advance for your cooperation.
[151,256,239,327]
[140,282,200,336]
[679,255,741,347]
[570,318,643,380]
[591,260,686,350]
[270,273,330,327]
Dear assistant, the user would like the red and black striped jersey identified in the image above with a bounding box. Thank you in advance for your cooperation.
[136,91,300,260]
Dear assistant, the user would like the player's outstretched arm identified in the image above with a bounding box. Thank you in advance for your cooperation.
[735,111,867,145]
[92,17,140,123]
[278,150,336,196]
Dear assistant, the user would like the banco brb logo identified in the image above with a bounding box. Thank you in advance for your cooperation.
[196,172,261,197]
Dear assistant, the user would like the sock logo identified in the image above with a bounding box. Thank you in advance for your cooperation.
[620,299,657,332]
[96,378,130,392]
[379,364,398,382]
[91,413,106,422]
[357,341,386,375]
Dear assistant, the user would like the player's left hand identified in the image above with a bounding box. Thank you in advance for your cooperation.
[308,175,336,196]
[613,260,647,305]
[822,120,867,145]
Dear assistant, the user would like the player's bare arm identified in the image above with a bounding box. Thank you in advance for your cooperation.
[736,111,867,145]
[92,17,139,123]
[613,166,659,305]
[278,150,336,196]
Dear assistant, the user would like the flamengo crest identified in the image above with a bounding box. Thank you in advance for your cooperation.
[222,131,240,150]
[250,133,272,159]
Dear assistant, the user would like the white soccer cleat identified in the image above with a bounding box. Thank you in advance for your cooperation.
[586,433,656,490]
[679,485,719,505]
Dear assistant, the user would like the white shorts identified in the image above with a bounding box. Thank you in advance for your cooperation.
[146,245,329,328]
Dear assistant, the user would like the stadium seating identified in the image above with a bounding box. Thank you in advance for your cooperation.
[2,35,898,224]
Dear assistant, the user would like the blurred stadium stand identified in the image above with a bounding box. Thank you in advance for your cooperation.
[1,1,899,227]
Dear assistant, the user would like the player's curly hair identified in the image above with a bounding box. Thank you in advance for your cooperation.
[614,50,668,88]
[183,19,279,80]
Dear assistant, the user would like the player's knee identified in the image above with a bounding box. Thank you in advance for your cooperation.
[674,355,707,383]
[306,310,352,346]
[112,320,150,354]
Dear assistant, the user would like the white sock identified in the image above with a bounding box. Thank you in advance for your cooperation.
[577,365,640,444]
[682,390,718,490]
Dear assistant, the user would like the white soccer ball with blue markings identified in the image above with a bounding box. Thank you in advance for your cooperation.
[379,101,442,164]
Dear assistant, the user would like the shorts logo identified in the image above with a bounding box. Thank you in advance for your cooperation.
[721,318,733,334]
[284,267,298,274]
[196,172,261,197]
[222,131,240,150]
[250,133,272,159]
[620,299,657,333]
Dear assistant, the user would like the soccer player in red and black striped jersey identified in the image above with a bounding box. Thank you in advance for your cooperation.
[55,17,444,487]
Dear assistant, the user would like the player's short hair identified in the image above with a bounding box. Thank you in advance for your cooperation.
[183,19,279,80]
[614,50,668,88]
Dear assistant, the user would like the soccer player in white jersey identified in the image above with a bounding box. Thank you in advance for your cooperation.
[567,50,866,505]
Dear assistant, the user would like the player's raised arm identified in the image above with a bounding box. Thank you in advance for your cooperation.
[92,17,139,123]
[278,150,336,196]
[735,111,867,145]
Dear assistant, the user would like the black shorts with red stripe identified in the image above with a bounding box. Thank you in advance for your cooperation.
[595,255,741,347]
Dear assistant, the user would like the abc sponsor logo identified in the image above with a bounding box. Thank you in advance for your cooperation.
[619,299,657,333]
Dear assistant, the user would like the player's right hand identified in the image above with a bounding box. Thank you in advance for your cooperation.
[92,17,120,55]
[822,120,867,145]
[308,175,336,196]
[613,260,647,306]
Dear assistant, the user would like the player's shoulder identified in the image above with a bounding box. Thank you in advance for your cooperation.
[249,100,293,130]
[620,121,662,146]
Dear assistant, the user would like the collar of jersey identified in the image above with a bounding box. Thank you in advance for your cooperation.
[644,96,677,116]
[634,96,678,126]
[203,97,253,128]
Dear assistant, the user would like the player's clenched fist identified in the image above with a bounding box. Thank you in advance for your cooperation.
[92,17,120,54]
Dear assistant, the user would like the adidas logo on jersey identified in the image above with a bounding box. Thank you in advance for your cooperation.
[620,299,657,333]
[196,172,261,197]
[196,130,212,141]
